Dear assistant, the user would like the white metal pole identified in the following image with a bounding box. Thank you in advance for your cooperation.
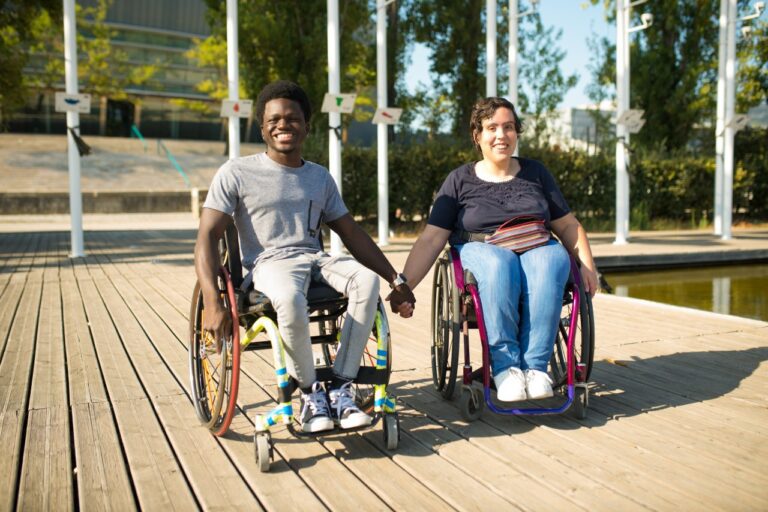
[714,0,728,235]
[614,0,629,244]
[226,0,240,159]
[64,0,84,257]
[486,0,497,97]
[722,0,737,240]
[328,0,343,254]
[508,0,519,107]
[376,2,389,246]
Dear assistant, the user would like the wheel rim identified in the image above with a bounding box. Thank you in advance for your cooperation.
[431,261,450,390]
[189,269,240,435]
[549,277,593,388]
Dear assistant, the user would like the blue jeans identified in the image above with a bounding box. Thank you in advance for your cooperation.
[456,239,570,375]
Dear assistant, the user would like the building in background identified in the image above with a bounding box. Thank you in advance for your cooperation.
[10,0,240,141]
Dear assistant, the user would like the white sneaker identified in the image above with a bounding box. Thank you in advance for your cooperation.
[525,369,554,399]
[298,382,335,433]
[493,367,527,402]
[328,382,372,429]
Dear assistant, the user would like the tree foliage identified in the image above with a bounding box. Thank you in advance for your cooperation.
[405,0,484,137]
[587,0,766,153]
[203,0,377,136]
[0,0,61,127]
[517,12,578,148]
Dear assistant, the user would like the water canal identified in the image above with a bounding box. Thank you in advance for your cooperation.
[603,263,768,322]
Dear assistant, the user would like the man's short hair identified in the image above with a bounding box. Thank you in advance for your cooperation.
[255,80,312,126]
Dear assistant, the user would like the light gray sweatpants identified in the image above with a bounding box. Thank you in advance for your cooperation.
[252,252,380,388]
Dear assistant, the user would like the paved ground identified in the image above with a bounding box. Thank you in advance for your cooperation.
[0,133,265,192]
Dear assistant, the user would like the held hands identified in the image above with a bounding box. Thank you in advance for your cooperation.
[386,283,416,318]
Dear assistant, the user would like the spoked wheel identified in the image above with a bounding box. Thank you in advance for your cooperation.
[459,386,484,422]
[189,267,241,436]
[572,386,588,420]
[549,272,594,389]
[323,300,391,414]
[383,414,400,451]
[255,432,273,472]
[430,256,460,399]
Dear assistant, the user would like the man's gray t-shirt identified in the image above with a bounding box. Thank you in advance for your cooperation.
[204,152,348,273]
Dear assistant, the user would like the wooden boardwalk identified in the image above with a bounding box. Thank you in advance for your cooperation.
[1,228,766,511]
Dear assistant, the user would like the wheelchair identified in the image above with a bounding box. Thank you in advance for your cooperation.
[188,222,399,472]
[430,246,595,421]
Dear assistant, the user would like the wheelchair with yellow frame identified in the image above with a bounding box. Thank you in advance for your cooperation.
[188,222,399,472]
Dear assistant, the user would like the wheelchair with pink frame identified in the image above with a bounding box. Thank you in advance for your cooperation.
[430,246,595,420]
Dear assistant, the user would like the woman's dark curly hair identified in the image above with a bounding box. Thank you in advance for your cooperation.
[255,80,312,126]
[469,97,523,151]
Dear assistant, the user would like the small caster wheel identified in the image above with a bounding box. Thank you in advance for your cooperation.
[255,432,272,472]
[383,414,400,451]
[459,387,484,422]
[572,386,588,420]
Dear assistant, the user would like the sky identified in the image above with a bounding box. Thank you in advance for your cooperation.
[404,1,615,111]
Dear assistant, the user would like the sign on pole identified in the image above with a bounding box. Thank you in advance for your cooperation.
[372,107,403,125]
[220,99,253,118]
[55,92,91,113]
[321,93,357,114]
[616,108,645,134]
[727,114,749,132]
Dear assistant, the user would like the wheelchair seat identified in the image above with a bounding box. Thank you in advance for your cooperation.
[238,281,348,316]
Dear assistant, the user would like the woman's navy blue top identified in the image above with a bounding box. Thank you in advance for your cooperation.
[427,158,570,246]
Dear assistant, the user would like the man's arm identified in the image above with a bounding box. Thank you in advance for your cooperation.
[326,213,416,315]
[194,208,234,340]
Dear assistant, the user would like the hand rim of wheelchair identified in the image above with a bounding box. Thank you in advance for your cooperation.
[430,256,460,399]
[188,266,241,436]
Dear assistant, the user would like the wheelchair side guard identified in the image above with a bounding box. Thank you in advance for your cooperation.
[241,316,294,433]
[373,312,397,414]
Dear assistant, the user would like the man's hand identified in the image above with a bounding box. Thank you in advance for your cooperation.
[201,301,232,352]
[386,283,416,318]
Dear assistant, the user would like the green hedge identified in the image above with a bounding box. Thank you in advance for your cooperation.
[304,128,767,230]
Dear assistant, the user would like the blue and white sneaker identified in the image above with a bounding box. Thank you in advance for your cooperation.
[298,381,334,433]
[328,382,372,429]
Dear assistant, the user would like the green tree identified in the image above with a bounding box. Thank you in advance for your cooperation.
[0,0,61,128]
[77,0,156,135]
[587,0,765,153]
[406,0,484,137]
[203,0,376,144]
[517,12,578,148]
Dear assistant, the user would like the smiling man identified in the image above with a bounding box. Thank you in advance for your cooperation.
[194,80,414,433]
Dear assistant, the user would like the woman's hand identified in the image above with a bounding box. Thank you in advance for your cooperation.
[581,265,600,297]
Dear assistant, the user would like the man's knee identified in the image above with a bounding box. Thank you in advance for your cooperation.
[271,290,308,319]
[349,268,380,301]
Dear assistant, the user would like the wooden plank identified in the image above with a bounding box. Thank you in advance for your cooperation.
[0,278,42,511]
[112,397,197,511]
[72,402,135,510]
[396,379,646,511]
[18,272,74,510]
[85,244,269,510]
[61,263,109,405]
[153,394,264,510]
[17,406,73,511]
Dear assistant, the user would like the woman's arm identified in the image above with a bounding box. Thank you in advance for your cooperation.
[550,213,599,297]
[402,224,452,291]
